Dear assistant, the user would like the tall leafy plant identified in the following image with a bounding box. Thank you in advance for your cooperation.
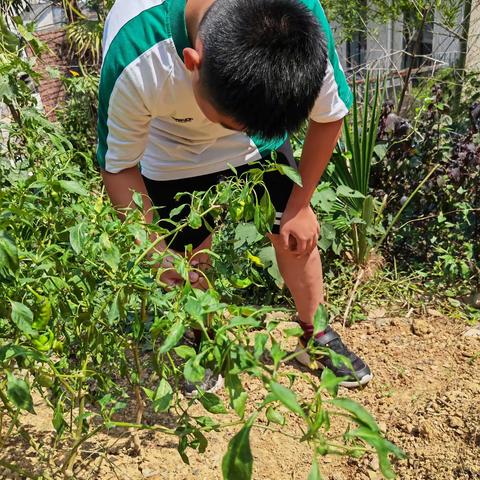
[326,74,385,265]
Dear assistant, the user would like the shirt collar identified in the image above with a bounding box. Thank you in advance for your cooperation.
[169,0,191,62]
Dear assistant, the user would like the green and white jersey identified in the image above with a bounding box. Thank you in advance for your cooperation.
[97,0,352,180]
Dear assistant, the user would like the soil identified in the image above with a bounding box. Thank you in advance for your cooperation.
[1,311,479,480]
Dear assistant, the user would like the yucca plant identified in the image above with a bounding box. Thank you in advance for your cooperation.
[326,73,385,265]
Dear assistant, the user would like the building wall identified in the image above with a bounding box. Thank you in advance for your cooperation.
[335,6,463,74]
[22,1,65,32]
[431,8,462,67]
[466,1,480,70]
[20,2,71,120]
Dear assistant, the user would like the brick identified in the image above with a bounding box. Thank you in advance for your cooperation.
[26,28,71,120]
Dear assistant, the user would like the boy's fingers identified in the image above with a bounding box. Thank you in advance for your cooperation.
[296,237,307,255]
[280,230,290,250]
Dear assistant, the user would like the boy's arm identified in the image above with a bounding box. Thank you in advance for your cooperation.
[279,118,342,254]
[101,167,184,285]
[101,166,155,223]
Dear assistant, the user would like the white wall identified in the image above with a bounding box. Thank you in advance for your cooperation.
[22,1,65,31]
[431,8,462,67]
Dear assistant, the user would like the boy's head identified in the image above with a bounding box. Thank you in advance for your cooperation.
[184,0,328,139]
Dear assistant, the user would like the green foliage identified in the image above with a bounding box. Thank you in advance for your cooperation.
[320,74,386,265]
[57,68,99,154]
[222,417,255,480]
[323,0,463,41]
[0,85,403,479]
[373,73,480,292]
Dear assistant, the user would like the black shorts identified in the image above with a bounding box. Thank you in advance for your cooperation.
[142,140,296,251]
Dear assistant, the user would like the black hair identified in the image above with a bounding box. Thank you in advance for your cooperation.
[198,0,328,139]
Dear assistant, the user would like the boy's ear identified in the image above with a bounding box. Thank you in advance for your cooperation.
[183,47,201,72]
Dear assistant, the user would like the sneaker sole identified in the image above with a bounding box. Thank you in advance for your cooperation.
[184,374,225,399]
[294,345,372,388]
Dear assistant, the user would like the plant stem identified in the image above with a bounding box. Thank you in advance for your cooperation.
[62,356,89,476]
[60,425,104,478]
[375,162,441,249]
[343,268,365,326]
[130,343,145,454]
[130,205,219,272]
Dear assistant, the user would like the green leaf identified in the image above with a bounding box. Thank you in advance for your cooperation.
[0,231,18,276]
[178,435,190,464]
[199,392,227,414]
[132,191,144,210]
[222,418,254,480]
[174,345,196,359]
[234,223,262,249]
[346,426,405,479]
[320,368,346,397]
[184,357,205,383]
[266,406,285,425]
[10,301,37,336]
[329,398,379,432]
[159,321,185,354]
[225,373,247,418]
[336,185,365,198]
[187,210,202,229]
[270,382,305,418]
[258,246,283,288]
[318,223,336,252]
[277,164,303,187]
[284,326,304,337]
[313,305,328,336]
[185,298,204,320]
[270,338,286,367]
[58,180,88,196]
[307,457,323,480]
[53,400,67,435]
[152,379,173,412]
[6,372,34,413]
[170,203,187,218]
[69,222,88,254]
[253,333,268,359]
[192,429,208,453]
[226,316,260,330]
[99,233,120,271]
[373,143,387,160]
[260,191,275,228]
[311,186,337,212]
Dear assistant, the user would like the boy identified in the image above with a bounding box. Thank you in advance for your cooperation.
[98,0,372,390]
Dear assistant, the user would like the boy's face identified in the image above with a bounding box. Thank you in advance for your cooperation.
[184,39,245,132]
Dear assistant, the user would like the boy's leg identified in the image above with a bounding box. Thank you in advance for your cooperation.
[270,234,372,387]
[268,234,323,324]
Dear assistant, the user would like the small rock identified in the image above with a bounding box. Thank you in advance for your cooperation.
[369,456,380,471]
[427,308,444,317]
[375,317,391,328]
[329,474,344,480]
[369,307,387,319]
[411,318,432,336]
[405,422,415,434]
[449,416,464,429]
[378,421,387,432]
[419,421,434,441]
[463,325,480,337]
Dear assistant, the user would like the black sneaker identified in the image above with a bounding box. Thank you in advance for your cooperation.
[183,368,224,398]
[295,325,372,388]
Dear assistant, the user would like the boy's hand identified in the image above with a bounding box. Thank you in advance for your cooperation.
[279,204,320,256]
